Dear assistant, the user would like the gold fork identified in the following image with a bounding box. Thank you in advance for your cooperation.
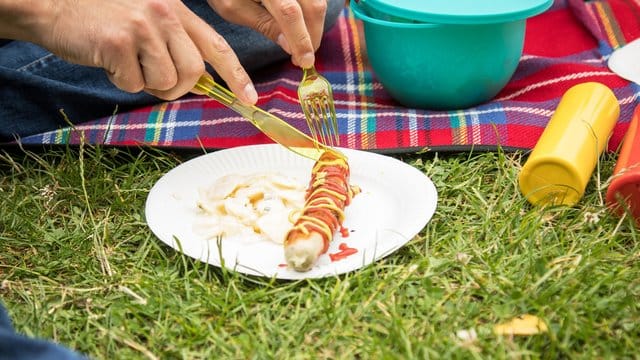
[297,66,339,146]
[193,74,343,161]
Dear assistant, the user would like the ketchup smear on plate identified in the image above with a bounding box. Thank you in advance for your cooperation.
[329,243,358,262]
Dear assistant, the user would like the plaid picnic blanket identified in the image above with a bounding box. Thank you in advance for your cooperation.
[15,0,640,153]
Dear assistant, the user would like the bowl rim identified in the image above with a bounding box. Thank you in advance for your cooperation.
[351,0,439,28]
[360,0,553,25]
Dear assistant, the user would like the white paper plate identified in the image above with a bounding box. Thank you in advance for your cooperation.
[145,144,438,279]
[608,38,640,85]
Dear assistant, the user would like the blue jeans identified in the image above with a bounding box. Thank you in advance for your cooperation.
[0,0,344,142]
[0,302,87,360]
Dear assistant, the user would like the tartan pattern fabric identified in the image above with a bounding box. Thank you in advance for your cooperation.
[13,0,640,153]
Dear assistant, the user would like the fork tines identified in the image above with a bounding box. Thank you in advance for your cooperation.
[302,93,339,147]
[298,66,340,147]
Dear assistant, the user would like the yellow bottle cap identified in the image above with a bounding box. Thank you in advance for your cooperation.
[519,82,620,206]
[519,157,583,206]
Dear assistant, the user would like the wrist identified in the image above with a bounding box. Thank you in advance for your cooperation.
[0,0,56,43]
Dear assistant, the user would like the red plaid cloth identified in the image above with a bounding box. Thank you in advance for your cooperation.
[14,0,640,152]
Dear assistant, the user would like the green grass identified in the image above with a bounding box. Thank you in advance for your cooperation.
[1,143,639,359]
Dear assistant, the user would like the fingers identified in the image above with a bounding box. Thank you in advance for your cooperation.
[97,1,199,100]
[260,0,317,68]
[181,8,258,104]
[104,41,146,93]
[108,1,258,104]
[110,1,255,104]
[144,29,205,100]
[96,0,263,103]
[138,37,178,92]
[136,2,204,100]
[298,0,327,51]
[174,0,328,103]
[209,1,288,51]
[212,0,323,69]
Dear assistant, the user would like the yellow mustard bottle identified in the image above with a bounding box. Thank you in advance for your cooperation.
[518,82,620,206]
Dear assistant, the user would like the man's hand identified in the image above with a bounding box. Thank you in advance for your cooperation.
[1,0,258,103]
[207,0,327,69]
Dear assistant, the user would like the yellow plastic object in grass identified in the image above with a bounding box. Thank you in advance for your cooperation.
[494,314,548,336]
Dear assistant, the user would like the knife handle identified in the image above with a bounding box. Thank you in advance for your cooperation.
[194,75,257,119]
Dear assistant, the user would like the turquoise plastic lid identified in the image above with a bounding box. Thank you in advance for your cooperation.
[361,0,553,24]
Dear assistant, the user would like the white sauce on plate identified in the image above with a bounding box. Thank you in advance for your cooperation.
[194,172,306,244]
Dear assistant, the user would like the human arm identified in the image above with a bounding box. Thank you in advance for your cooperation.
[0,0,258,103]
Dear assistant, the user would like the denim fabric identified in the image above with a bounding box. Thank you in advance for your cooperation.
[0,0,344,141]
[0,302,87,360]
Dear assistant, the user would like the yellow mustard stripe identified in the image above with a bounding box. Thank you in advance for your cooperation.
[308,203,346,222]
[312,157,346,171]
[293,215,332,241]
[594,2,623,49]
[287,153,350,245]
[308,187,347,202]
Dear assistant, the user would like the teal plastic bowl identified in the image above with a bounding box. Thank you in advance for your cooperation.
[351,0,525,110]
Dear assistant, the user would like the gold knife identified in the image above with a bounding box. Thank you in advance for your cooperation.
[193,75,337,161]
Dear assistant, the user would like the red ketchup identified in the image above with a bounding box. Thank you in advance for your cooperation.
[339,226,350,237]
[329,243,358,262]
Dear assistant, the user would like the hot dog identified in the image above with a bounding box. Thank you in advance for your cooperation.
[284,149,359,271]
